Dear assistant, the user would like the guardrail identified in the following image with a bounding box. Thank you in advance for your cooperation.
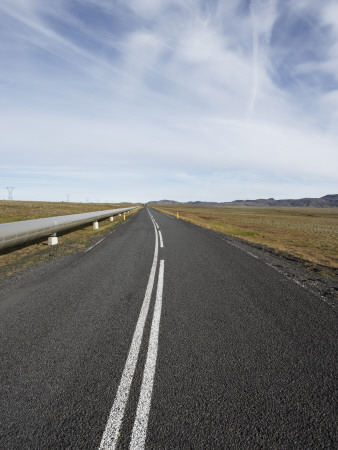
[0,206,139,252]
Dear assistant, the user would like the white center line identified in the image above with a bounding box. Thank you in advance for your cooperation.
[130,260,165,450]
[155,222,159,229]
[99,210,158,450]
[159,230,164,248]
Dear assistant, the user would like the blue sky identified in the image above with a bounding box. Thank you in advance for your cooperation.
[0,0,337,203]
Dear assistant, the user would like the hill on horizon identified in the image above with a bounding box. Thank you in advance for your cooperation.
[149,194,338,208]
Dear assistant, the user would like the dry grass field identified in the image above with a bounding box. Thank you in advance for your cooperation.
[0,200,135,223]
[151,205,338,272]
[0,200,138,281]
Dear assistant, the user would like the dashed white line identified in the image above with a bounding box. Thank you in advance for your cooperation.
[130,260,165,450]
[99,210,158,450]
[155,222,159,229]
[159,231,164,248]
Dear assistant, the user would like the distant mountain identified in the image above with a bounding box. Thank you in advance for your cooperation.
[148,199,181,205]
[149,194,338,208]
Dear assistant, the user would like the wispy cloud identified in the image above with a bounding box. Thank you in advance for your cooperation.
[0,0,337,202]
[247,0,277,119]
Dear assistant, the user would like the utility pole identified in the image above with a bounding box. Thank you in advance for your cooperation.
[7,187,14,200]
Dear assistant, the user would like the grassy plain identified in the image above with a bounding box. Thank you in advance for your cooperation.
[151,205,338,271]
[0,200,138,280]
[0,200,135,223]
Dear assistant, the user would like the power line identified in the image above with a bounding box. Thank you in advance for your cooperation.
[7,187,14,201]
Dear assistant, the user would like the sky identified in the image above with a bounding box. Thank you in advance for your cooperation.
[0,0,337,203]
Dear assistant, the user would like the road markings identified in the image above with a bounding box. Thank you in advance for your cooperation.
[130,260,165,450]
[156,208,260,260]
[218,237,259,259]
[99,210,158,450]
[155,222,159,229]
[264,262,333,306]
[161,213,174,219]
[217,235,329,303]
[159,231,164,248]
[85,237,105,252]
[84,226,121,253]
[149,213,156,227]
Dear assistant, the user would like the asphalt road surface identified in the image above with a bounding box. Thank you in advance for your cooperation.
[1,207,337,449]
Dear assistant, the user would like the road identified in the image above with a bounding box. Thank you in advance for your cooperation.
[1,207,337,449]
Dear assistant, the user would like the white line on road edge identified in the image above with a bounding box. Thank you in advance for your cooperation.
[218,237,259,259]
[159,231,163,248]
[85,227,118,252]
[130,260,165,450]
[155,211,173,220]
[99,210,158,450]
[85,237,105,252]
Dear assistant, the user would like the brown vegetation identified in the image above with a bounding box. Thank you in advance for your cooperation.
[0,200,135,223]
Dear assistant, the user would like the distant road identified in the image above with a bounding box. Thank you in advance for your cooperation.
[1,207,337,449]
